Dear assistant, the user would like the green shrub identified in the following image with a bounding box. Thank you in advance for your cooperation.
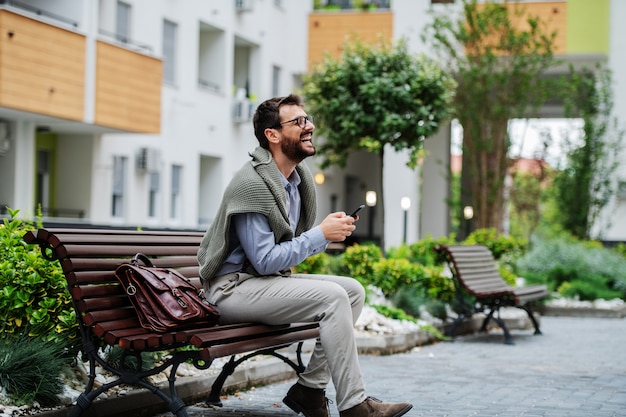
[387,234,456,266]
[294,252,332,274]
[371,304,417,323]
[0,209,79,348]
[516,235,626,300]
[341,243,383,285]
[0,335,69,406]
[498,264,518,287]
[557,278,623,301]
[390,286,425,318]
[464,228,528,259]
[370,258,425,296]
[613,243,626,259]
[104,346,159,371]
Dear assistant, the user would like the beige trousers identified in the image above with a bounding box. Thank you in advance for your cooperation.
[204,272,367,411]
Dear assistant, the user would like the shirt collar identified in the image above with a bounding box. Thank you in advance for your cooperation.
[280,169,302,190]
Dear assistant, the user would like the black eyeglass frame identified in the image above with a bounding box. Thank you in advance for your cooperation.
[277,115,314,129]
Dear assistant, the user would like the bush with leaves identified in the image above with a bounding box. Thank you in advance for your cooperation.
[516,234,626,300]
[0,208,78,348]
[387,233,456,267]
[464,228,528,259]
[614,243,626,259]
[340,243,383,286]
[0,335,69,406]
[293,252,332,274]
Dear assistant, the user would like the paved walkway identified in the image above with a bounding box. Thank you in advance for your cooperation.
[164,316,626,417]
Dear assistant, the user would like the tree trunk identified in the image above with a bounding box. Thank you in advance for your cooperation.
[462,117,509,233]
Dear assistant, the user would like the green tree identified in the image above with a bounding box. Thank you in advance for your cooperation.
[423,0,557,233]
[302,37,455,248]
[553,67,625,239]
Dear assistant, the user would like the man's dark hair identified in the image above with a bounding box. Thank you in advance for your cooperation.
[253,94,304,149]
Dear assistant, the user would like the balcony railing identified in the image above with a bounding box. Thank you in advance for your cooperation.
[314,0,391,11]
[98,28,153,55]
[0,0,78,27]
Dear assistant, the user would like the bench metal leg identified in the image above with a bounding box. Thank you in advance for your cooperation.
[445,314,469,339]
[69,347,206,417]
[482,308,514,345]
[518,305,542,335]
[206,342,308,406]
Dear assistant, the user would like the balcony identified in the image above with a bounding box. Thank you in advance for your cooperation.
[0,7,161,134]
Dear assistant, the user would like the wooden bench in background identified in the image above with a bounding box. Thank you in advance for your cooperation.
[435,244,549,344]
[24,228,320,417]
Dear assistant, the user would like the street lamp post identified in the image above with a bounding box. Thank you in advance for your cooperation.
[463,205,474,239]
[365,191,377,242]
[400,197,411,245]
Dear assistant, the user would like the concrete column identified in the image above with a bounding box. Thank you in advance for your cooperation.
[420,123,452,239]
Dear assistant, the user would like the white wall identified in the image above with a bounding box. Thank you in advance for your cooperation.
[89,0,313,229]
[599,0,626,241]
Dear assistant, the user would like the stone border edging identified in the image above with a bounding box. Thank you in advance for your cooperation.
[35,309,604,417]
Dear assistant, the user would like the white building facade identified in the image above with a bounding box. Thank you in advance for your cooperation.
[0,0,624,249]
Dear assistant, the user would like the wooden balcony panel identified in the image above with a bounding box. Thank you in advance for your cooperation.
[470,2,567,55]
[0,10,85,120]
[308,12,393,69]
[94,41,162,134]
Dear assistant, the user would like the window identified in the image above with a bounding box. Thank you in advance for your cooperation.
[163,19,178,85]
[35,150,50,210]
[170,164,182,219]
[116,1,131,43]
[272,65,281,97]
[148,172,160,218]
[198,23,226,92]
[112,156,127,217]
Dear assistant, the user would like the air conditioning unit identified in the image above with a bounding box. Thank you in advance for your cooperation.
[235,0,253,12]
[232,99,253,123]
[136,147,161,172]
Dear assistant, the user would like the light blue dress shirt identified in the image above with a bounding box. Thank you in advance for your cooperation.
[216,169,328,276]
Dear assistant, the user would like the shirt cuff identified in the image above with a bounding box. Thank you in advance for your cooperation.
[305,226,330,254]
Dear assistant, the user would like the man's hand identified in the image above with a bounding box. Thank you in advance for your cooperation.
[319,212,358,242]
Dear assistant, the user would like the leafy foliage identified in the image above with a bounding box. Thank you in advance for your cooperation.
[387,234,456,266]
[371,304,417,323]
[508,167,552,242]
[464,227,527,259]
[552,67,625,240]
[302,36,455,249]
[303,37,455,170]
[516,234,626,300]
[0,336,68,406]
[295,228,623,325]
[423,0,558,231]
[294,251,333,274]
[0,208,79,348]
[340,243,384,286]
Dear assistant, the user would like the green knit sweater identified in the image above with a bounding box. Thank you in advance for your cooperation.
[197,146,317,282]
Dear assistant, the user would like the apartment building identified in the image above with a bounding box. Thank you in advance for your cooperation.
[0,0,623,249]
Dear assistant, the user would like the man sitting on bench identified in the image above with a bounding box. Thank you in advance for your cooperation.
[198,94,413,417]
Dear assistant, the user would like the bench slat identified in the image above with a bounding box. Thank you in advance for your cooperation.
[435,244,548,344]
[189,323,317,348]
[202,327,321,362]
[22,227,321,415]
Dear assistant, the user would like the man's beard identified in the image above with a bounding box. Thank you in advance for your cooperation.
[281,135,316,162]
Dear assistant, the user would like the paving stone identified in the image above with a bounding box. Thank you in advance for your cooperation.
[160,316,626,417]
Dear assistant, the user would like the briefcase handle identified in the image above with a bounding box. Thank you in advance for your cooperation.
[132,252,154,267]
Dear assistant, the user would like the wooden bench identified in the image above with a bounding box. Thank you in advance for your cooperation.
[435,244,549,344]
[23,228,320,417]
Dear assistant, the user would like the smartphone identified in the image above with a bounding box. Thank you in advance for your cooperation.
[349,204,365,218]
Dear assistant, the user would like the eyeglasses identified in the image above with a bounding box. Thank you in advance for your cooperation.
[278,115,314,129]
